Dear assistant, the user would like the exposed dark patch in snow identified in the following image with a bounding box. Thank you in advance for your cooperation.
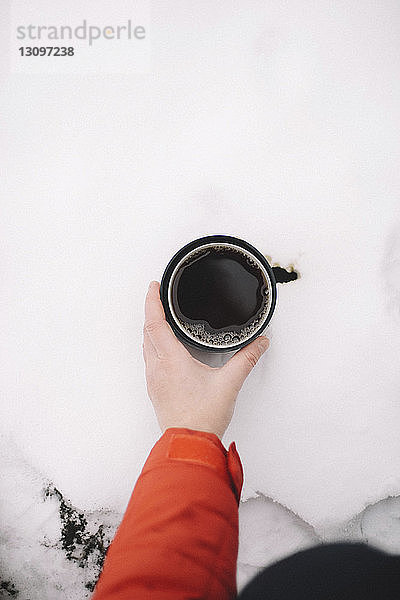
[42,483,118,592]
[0,580,19,597]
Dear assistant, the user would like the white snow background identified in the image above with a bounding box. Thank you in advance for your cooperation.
[1,0,400,597]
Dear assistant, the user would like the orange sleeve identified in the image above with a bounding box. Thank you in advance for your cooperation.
[92,427,244,600]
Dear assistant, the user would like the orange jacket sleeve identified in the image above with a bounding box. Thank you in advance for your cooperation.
[92,427,244,600]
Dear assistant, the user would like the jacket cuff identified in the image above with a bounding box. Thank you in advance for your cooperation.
[140,427,244,503]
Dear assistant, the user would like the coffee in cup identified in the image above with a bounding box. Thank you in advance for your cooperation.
[160,235,277,353]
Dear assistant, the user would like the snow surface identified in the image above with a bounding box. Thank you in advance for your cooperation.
[1,0,400,595]
[2,429,400,598]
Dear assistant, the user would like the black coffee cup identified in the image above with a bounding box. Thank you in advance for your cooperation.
[160,235,277,353]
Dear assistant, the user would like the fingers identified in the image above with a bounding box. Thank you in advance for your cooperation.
[145,280,166,323]
[142,326,157,367]
[222,336,270,391]
[144,281,180,358]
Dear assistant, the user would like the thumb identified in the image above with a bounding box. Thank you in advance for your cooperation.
[222,335,270,391]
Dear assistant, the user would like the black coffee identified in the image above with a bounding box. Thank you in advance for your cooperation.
[170,244,270,347]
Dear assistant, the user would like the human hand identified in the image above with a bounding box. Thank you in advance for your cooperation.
[143,281,270,440]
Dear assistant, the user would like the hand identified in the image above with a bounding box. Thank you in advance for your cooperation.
[143,281,270,440]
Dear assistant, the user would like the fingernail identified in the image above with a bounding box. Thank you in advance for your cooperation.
[149,280,158,289]
[258,336,270,352]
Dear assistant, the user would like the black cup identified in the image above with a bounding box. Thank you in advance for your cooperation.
[160,235,277,353]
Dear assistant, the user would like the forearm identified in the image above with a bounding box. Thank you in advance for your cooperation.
[92,427,243,600]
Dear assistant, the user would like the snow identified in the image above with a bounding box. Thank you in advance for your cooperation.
[1,0,400,595]
[0,432,120,598]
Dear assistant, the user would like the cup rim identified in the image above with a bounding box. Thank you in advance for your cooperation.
[160,235,277,353]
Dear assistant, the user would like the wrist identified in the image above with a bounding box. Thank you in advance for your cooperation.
[162,425,222,441]
[161,424,223,440]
